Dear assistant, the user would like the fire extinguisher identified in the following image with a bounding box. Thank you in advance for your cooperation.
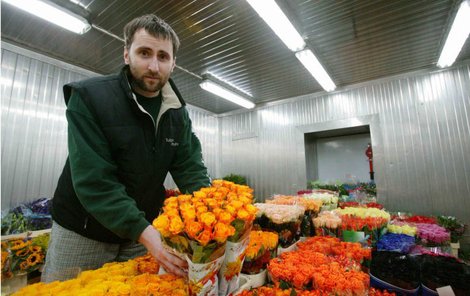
[365,143,374,180]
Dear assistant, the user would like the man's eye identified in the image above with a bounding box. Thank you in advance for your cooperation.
[141,51,150,57]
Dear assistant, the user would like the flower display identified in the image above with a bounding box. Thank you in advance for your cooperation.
[1,234,47,279]
[254,204,305,248]
[387,223,417,236]
[266,195,322,237]
[336,207,391,220]
[312,211,342,237]
[377,233,416,253]
[415,223,450,246]
[336,207,390,247]
[296,236,371,264]
[153,179,256,296]
[239,287,395,296]
[268,251,369,294]
[242,231,278,274]
[299,191,338,209]
[403,215,437,224]
[437,216,467,243]
[13,255,187,296]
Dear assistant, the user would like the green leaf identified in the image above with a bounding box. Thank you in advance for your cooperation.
[290,288,297,296]
[279,279,291,289]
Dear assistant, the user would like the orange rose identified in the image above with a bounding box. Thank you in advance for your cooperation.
[168,216,184,235]
[218,211,234,224]
[196,206,208,214]
[229,200,243,210]
[193,191,206,199]
[237,209,249,220]
[200,212,216,228]
[214,222,235,243]
[185,221,203,239]
[177,194,192,203]
[196,229,213,246]
[225,205,236,216]
[180,207,196,221]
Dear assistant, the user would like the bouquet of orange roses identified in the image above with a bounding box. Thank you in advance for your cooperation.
[153,180,257,296]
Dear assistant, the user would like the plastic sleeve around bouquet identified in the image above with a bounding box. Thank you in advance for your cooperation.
[160,237,226,296]
[254,203,305,248]
[218,219,252,296]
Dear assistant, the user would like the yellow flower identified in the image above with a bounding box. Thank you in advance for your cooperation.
[230,200,243,210]
[168,216,184,235]
[164,196,178,205]
[152,215,171,236]
[200,212,216,228]
[245,204,258,216]
[237,209,249,220]
[177,194,192,203]
[218,211,234,224]
[225,205,236,216]
[193,191,207,199]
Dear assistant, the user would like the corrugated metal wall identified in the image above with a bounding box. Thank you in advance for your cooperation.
[1,43,219,210]
[220,63,470,228]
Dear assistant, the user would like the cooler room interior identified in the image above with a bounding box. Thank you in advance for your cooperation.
[1,0,470,295]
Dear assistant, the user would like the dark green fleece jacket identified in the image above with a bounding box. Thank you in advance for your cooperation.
[52,66,210,243]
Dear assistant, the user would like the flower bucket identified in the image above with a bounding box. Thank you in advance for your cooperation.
[235,270,267,294]
[342,230,366,243]
[370,273,420,296]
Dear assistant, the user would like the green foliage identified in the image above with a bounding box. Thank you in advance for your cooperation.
[437,216,467,243]
[222,174,247,185]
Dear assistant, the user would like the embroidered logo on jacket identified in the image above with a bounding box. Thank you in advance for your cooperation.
[165,138,179,146]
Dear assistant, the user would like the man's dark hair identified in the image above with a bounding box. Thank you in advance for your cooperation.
[124,14,180,57]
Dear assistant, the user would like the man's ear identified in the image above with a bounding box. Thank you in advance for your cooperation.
[171,58,176,72]
[124,47,129,65]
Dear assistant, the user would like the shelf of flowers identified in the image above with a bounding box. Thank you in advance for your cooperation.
[8,182,470,296]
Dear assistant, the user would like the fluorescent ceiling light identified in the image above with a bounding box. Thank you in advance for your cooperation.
[3,0,91,34]
[295,49,336,92]
[246,0,305,52]
[200,80,255,109]
[437,0,470,68]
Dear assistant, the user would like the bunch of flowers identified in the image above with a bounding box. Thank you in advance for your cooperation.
[403,215,437,224]
[239,287,395,296]
[254,203,305,248]
[377,233,416,253]
[266,195,322,237]
[1,236,46,279]
[415,223,450,247]
[312,211,342,237]
[268,250,370,295]
[437,216,467,243]
[387,222,417,236]
[242,231,278,274]
[134,253,160,274]
[13,255,187,296]
[339,201,360,209]
[153,179,257,296]
[336,207,390,246]
[296,236,371,264]
[299,191,338,210]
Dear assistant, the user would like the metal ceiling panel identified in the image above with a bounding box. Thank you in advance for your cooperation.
[2,0,469,114]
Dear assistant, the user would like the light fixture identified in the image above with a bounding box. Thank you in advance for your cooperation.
[246,0,336,92]
[246,0,305,52]
[3,0,91,34]
[200,80,255,109]
[437,0,470,68]
[295,49,336,92]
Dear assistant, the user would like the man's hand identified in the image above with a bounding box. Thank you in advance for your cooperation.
[138,225,188,277]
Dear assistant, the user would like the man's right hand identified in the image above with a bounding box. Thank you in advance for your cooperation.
[138,225,188,277]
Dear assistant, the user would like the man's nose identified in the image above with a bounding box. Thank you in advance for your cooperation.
[148,57,159,72]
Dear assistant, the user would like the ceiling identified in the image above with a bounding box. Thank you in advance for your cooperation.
[2,0,469,114]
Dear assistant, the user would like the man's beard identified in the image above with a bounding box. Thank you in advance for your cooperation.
[128,62,169,95]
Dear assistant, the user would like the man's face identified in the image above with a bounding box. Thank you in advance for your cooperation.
[124,28,176,97]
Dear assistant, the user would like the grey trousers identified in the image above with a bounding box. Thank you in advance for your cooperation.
[41,221,147,282]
